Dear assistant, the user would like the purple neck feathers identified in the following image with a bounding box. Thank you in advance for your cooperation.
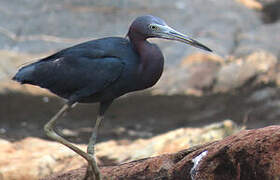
[127,30,164,88]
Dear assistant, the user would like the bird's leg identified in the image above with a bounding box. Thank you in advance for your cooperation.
[85,101,113,180]
[85,115,103,180]
[87,115,103,155]
[44,104,71,140]
[44,103,102,180]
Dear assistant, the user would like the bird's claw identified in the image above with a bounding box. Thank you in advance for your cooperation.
[84,163,101,180]
[84,166,94,180]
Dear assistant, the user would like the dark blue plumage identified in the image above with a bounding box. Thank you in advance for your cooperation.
[12,15,212,180]
[13,36,164,104]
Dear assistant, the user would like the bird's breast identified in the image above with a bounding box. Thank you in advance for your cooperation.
[119,40,164,92]
[137,49,164,89]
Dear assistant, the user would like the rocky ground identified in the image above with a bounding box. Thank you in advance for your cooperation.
[44,126,280,180]
[0,120,238,180]
[0,0,280,179]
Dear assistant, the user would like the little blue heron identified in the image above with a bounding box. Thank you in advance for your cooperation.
[13,15,212,180]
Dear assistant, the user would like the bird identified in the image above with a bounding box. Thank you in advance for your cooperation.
[12,15,212,180]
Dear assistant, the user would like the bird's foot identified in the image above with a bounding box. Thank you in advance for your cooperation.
[84,158,102,180]
[84,166,94,180]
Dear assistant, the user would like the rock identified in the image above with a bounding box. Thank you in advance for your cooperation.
[261,0,280,23]
[247,87,277,102]
[0,0,260,57]
[214,51,277,92]
[188,126,280,180]
[0,138,87,180]
[236,0,263,9]
[153,53,223,95]
[238,0,280,10]
[154,53,223,96]
[97,120,239,162]
[0,50,51,95]
[155,51,278,95]
[257,0,280,5]
[6,50,278,96]
[0,0,261,82]
[0,50,40,80]
[236,0,280,24]
[0,120,239,180]
[235,23,280,57]
[2,0,280,97]
[42,125,280,180]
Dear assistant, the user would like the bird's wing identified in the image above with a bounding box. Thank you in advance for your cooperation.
[30,52,124,101]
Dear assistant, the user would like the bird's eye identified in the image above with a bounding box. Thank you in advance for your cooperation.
[149,25,158,31]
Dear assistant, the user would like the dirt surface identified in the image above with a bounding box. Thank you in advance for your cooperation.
[1,83,280,144]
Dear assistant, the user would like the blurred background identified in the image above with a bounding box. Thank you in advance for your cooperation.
[0,0,280,179]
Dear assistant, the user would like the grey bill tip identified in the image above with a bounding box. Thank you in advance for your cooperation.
[192,39,213,52]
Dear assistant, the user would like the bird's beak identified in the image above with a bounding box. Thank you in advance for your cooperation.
[154,24,212,52]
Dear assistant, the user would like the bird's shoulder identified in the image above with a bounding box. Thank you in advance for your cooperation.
[39,37,132,63]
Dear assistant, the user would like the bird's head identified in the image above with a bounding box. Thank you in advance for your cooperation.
[128,15,212,52]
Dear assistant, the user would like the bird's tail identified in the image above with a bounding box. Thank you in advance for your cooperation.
[12,63,36,84]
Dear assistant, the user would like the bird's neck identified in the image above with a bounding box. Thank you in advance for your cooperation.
[128,31,156,59]
[128,35,164,88]
[130,39,148,57]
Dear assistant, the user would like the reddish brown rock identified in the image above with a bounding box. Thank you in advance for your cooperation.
[42,125,280,180]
